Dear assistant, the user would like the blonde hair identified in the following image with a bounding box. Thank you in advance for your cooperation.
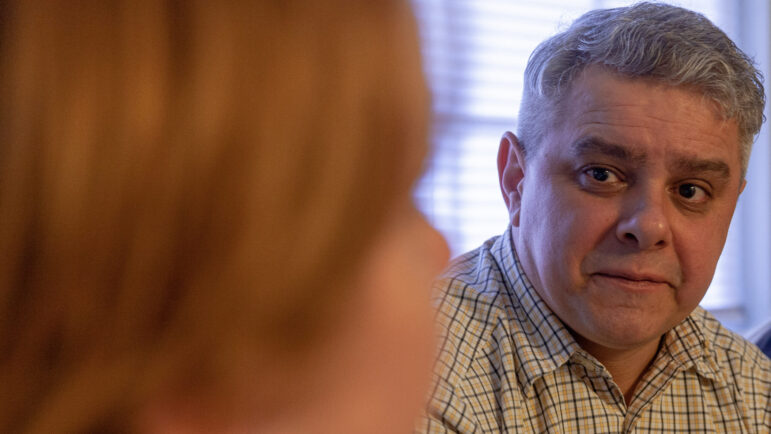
[0,0,429,431]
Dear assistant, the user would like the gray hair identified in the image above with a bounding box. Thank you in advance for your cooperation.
[517,2,765,177]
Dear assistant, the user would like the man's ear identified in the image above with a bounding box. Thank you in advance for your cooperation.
[497,131,527,227]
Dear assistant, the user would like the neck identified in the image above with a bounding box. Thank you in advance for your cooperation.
[573,334,662,405]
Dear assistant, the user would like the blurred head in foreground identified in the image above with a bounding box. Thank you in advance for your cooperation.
[0,1,448,432]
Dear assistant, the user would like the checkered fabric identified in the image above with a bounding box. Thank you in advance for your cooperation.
[417,226,771,433]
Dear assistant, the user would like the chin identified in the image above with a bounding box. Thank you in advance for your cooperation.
[604,332,663,350]
[584,316,670,350]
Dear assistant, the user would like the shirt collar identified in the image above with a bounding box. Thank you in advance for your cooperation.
[490,226,582,391]
[661,310,726,384]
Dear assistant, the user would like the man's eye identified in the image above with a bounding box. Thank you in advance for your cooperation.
[677,183,708,202]
[585,167,619,183]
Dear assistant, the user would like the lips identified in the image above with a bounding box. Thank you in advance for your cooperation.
[597,270,671,284]
[582,254,683,290]
[592,270,675,290]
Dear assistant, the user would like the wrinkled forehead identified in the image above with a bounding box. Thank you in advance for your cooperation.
[551,66,742,159]
[533,68,743,183]
[557,65,727,117]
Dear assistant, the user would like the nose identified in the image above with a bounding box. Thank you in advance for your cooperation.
[615,188,672,250]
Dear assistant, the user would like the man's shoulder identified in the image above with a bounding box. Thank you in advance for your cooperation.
[433,235,512,325]
[436,236,507,289]
[689,307,771,378]
[430,236,519,372]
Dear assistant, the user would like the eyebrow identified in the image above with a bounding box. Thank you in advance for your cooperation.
[572,136,732,179]
[670,157,731,179]
[571,137,646,165]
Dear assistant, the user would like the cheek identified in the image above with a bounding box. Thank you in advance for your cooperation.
[367,257,435,358]
[525,186,611,280]
[673,214,733,305]
[676,232,724,295]
[368,217,447,347]
[352,215,447,414]
[355,243,438,429]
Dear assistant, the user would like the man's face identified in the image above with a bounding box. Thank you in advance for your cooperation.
[504,67,745,352]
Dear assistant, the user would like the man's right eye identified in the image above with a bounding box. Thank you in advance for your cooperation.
[589,167,610,181]
[584,167,619,183]
[577,165,626,194]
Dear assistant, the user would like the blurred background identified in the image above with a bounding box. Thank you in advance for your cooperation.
[411,0,771,334]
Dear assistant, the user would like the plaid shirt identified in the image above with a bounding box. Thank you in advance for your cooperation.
[417,226,771,433]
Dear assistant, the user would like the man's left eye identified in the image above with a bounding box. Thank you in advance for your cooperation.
[677,183,708,201]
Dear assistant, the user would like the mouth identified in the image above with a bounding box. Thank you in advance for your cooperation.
[592,271,674,291]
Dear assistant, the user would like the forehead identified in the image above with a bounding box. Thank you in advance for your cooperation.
[548,67,742,175]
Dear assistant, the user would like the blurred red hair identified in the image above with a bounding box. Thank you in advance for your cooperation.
[0,1,429,431]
